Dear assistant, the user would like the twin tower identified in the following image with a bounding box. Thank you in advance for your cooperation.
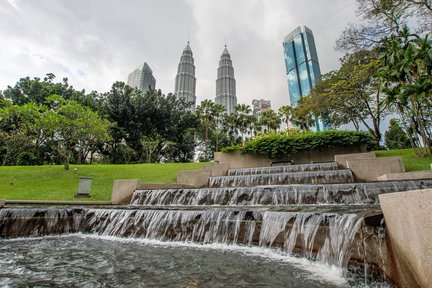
[174,42,237,114]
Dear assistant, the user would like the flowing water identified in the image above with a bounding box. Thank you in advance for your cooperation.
[0,235,390,287]
[0,162,413,286]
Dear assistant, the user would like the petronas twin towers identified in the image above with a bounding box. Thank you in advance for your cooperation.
[174,42,237,113]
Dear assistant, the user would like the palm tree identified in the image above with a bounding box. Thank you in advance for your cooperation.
[258,109,281,133]
[196,99,216,161]
[213,103,225,152]
[278,105,293,130]
[233,104,253,143]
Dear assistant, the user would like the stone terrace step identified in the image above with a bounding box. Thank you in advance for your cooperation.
[209,169,355,188]
[228,162,340,176]
[131,179,432,206]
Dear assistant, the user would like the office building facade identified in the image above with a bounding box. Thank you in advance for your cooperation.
[216,46,237,115]
[283,26,321,107]
[175,42,197,111]
[127,62,156,95]
[252,99,271,118]
[283,26,329,130]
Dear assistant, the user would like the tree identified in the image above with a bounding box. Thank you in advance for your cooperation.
[233,104,254,143]
[0,102,46,165]
[44,96,111,170]
[379,27,432,155]
[196,99,217,161]
[304,50,391,148]
[278,105,293,130]
[385,119,411,149]
[258,109,281,133]
[336,0,431,53]
[3,74,79,105]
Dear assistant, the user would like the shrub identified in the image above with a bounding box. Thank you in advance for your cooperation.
[221,130,374,158]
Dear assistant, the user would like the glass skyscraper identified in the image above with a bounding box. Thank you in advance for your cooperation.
[283,26,329,130]
[283,26,321,107]
[127,62,156,95]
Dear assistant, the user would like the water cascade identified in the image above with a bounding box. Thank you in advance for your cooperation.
[1,161,428,286]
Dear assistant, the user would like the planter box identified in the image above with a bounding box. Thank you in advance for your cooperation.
[215,145,366,169]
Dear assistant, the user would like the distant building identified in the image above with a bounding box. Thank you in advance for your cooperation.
[175,42,197,111]
[252,99,271,117]
[216,45,237,115]
[127,62,156,95]
[283,26,329,131]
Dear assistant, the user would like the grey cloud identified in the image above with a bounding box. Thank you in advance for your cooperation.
[1,0,357,111]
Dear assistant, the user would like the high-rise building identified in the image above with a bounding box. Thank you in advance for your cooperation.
[283,26,329,131]
[175,42,197,111]
[127,62,156,95]
[252,99,271,118]
[216,45,237,115]
[283,26,321,107]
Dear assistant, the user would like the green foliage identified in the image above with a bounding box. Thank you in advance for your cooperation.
[222,130,374,158]
[384,119,411,149]
[220,144,241,153]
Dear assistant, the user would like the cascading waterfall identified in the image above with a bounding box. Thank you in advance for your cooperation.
[228,162,341,176]
[131,180,432,206]
[0,207,363,276]
[2,161,421,286]
[209,170,355,188]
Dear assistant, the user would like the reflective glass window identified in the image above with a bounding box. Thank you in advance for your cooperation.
[284,43,296,71]
[287,71,300,106]
[298,63,311,96]
[294,36,305,64]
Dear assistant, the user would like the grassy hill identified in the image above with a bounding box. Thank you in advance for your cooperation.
[375,148,432,172]
[0,162,208,201]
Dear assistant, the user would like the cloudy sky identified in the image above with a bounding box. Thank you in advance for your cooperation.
[0,0,358,110]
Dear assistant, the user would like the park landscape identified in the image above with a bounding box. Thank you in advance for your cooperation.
[1,0,432,287]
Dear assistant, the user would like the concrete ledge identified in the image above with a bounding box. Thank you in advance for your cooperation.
[203,163,230,176]
[379,189,432,288]
[112,179,139,205]
[377,171,432,181]
[335,152,376,168]
[177,170,211,188]
[0,200,4,208]
[214,151,271,169]
[346,157,405,181]
[137,183,192,190]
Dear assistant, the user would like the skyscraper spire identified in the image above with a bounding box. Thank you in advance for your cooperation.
[175,42,197,111]
[216,45,237,114]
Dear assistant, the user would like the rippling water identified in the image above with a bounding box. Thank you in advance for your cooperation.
[0,235,390,288]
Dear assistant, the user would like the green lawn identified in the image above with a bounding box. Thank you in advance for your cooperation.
[375,148,432,172]
[0,162,208,201]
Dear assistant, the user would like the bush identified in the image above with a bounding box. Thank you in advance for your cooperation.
[221,130,374,158]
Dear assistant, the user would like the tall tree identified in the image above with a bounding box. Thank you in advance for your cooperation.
[336,0,431,52]
[379,27,432,155]
[304,50,391,148]
[258,109,282,133]
[44,96,111,170]
[196,99,217,161]
[233,104,254,143]
[0,102,46,165]
[278,105,293,130]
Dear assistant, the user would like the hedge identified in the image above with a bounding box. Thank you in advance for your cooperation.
[221,130,374,159]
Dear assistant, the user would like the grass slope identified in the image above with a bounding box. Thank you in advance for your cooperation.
[375,148,432,172]
[0,162,208,201]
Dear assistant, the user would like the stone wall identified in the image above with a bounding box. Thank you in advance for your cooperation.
[379,189,432,288]
[215,145,365,169]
